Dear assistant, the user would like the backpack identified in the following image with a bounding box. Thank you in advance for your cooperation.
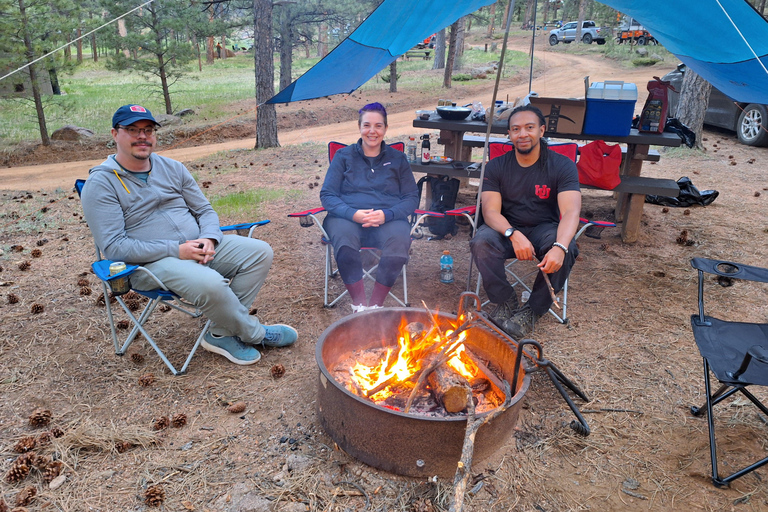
[416,175,460,240]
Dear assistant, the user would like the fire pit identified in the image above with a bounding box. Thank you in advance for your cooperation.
[316,306,530,477]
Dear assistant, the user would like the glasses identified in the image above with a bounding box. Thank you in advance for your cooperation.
[117,125,157,137]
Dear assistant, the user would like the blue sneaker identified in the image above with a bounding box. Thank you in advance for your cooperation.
[202,332,261,365]
[260,324,298,347]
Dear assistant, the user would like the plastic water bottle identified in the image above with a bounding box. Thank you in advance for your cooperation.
[440,250,454,284]
[406,136,418,163]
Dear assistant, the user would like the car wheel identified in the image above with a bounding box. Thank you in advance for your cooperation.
[582,33,592,44]
[737,103,768,146]
[549,35,559,46]
[564,40,571,44]
[637,36,647,45]
[596,39,606,45]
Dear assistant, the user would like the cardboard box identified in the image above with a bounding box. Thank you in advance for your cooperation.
[528,96,586,134]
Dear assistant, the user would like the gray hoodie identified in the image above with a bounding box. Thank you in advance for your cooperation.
[81,154,222,265]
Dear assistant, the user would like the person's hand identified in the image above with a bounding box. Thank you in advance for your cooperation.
[179,238,216,264]
[510,231,535,261]
[352,209,373,224]
[538,246,565,273]
[360,209,385,228]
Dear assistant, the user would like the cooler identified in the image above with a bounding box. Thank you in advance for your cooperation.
[583,81,637,136]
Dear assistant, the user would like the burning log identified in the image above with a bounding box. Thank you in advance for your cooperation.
[427,361,471,413]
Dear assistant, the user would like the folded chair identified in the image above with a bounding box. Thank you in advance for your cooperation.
[689,257,768,486]
[447,141,615,324]
[75,179,270,375]
[288,141,443,307]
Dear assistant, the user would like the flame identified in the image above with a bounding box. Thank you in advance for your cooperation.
[350,315,478,399]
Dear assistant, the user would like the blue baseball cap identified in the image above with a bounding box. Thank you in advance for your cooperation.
[112,104,161,128]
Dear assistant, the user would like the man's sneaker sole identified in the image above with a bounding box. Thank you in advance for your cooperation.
[201,339,261,365]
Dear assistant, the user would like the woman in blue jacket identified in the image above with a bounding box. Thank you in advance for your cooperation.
[320,103,419,312]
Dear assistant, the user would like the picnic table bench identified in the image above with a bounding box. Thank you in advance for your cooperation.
[404,49,432,60]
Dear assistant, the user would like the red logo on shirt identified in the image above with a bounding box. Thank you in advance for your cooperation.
[535,185,551,199]
[130,105,147,113]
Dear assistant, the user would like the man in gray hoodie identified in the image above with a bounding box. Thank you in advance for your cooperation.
[81,104,296,365]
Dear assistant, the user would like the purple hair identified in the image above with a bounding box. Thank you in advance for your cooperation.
[358,102,388,127]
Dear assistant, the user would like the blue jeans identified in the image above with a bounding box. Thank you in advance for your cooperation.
[130,235,273,343]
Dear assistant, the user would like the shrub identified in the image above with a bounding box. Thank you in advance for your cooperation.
[452,73,473,81]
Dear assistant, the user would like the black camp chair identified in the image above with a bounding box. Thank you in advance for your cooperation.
[689,257,768,487]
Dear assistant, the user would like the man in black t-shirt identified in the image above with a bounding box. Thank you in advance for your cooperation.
[470,105,582,338]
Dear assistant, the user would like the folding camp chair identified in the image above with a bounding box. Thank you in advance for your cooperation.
[447,141,615,324]
[75,179,270,375]
[288,141,443,307]
[689,257,768,486]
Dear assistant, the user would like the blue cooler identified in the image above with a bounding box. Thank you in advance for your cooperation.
[583,81,637,136]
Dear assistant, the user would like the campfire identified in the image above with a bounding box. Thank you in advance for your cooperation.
[334,315,506,416]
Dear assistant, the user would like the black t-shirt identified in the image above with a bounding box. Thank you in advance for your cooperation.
[483,149,580,228]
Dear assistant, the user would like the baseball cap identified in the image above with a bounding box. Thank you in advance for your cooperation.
[112,104,161,128]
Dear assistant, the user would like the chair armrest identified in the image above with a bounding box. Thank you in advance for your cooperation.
[92,260,168,291]
[690,258,768,284]
[220,220,270,238]
[287,207,326,217]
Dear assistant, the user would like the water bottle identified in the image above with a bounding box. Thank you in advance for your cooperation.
[439,250,454,284]
[421,134,431,164]
[406,136,418,163]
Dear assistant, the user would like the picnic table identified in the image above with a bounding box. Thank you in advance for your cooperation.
[412,113,683,243]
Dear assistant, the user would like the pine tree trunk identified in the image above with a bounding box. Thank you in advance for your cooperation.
[455,16,466,61]
[254,0,279,148]
[676,68,711,150]
[279,5,293,90]
[389,61,397,93]
[18,0,49,145]
[443,21,459,89]
[487,3,496,37]
[576,0,586,43]
[503,0,511,30]
[432,29,446,70]
[318,23,327,58]
[76,27,83,63]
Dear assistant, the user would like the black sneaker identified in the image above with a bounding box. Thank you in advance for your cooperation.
[490,294,520,324]
[501,304,539,339]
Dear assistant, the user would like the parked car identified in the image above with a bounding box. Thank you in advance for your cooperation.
[549,20,606,45]
[616,17,657,45]
[662,63,768,147]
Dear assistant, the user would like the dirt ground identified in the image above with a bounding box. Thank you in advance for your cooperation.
[2,35,768,512]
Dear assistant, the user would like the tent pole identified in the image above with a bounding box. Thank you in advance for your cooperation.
[467,0,518,291]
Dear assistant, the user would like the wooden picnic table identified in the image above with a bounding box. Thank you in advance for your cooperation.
[412,113,683,243]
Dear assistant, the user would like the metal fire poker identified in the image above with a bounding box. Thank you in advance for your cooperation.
[456,291,591,436]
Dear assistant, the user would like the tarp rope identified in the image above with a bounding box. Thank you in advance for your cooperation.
[715,0,768,77]
[0,0,156,84]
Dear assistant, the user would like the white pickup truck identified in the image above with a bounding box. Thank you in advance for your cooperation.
[549,20,607,45]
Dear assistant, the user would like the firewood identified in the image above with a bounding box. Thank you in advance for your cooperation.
[427,362,470,413]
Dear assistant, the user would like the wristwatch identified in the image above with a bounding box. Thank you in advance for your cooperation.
[504,227,516,238]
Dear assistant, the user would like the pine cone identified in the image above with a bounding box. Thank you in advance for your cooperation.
[158,304,171,312]
[11,245,23,252]
[79,286,92,296]
[227,401,246,414]
[42,460,63,482]
[171,413,187,428]
[30,249,42,258]
[18,261,31,271]
[50,427,64,438]
[138,374,155,387]
[36,239,48,247]
[77,277,89,287]
[0,498,8,512]
[125,298,141,311]
[117,319,130,330]
[115,441,134,454]
[15,453,36,467]
[36,431,52,447]
[30,303,44,314]
[13,436,36,453]
[270,364,286,379]
[4,462,30,484]
[144,484,165,507]
[123,291,140,301]
[131,353,144,364]
[152,417,169,431]
[8,293,19,304]
[28,408,52,427]
[14,487,36,507]
[33,454,51,470]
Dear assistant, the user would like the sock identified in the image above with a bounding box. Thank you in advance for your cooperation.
[369,282,391,307]
[345,279,366,306]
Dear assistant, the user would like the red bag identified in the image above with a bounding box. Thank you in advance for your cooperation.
[576,140,622,190]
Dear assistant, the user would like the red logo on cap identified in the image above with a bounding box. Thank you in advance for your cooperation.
[130,105,147,113]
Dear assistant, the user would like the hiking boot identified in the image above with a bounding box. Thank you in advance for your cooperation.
[490,294,520,324]
[500,304,539,340]
[260,324,298,347]
[202,332,261,365]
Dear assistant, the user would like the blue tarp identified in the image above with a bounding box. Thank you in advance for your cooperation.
[603,0,768,104]
[266,0,495,104]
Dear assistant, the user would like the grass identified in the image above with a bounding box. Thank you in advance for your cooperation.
[0,43,529,147]
[210,189,283,218]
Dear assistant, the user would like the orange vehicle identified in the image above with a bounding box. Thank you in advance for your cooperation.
[616,17,657,45]
[417,34,436,49]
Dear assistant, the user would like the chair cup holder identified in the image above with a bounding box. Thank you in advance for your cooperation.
[299,216,314,228]
[236,229,250,237]
[109,277,131,295]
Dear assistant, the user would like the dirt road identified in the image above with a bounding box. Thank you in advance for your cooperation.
[1,48,671,191]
